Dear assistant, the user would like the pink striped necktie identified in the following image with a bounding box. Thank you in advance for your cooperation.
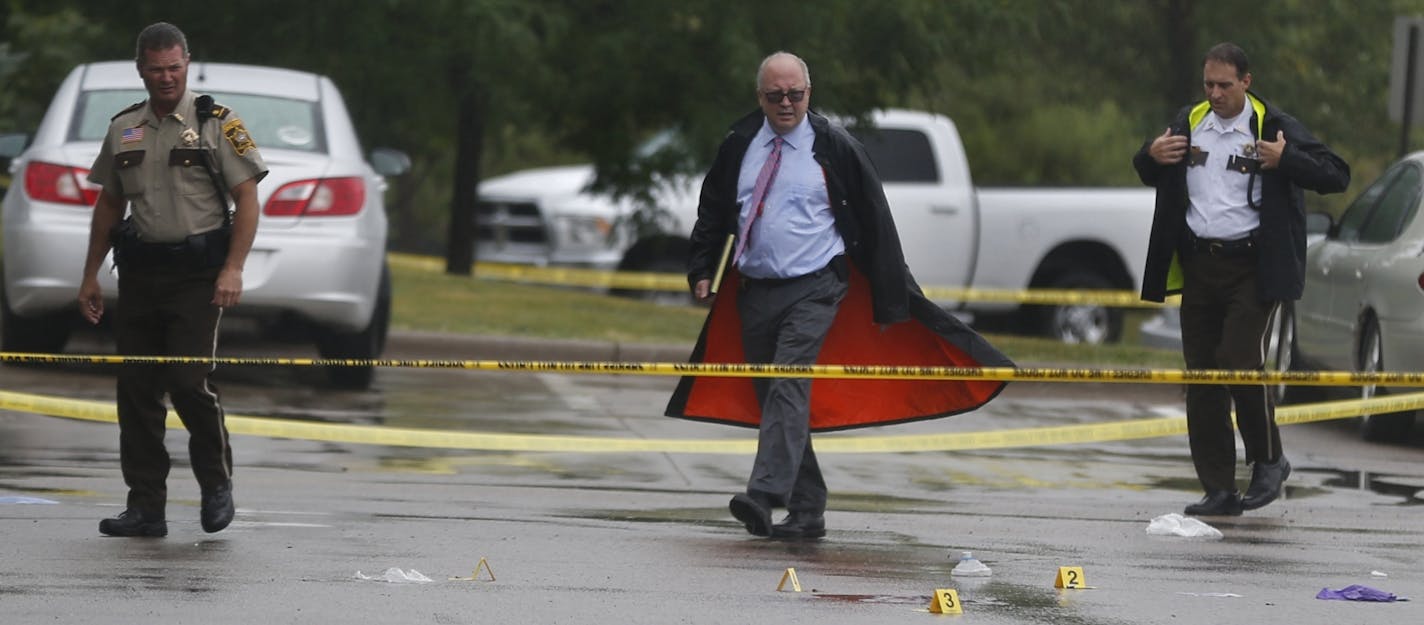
[732,135,783,265]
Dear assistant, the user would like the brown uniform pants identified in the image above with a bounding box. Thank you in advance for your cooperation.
[1179,251,1283,494]
[114,265,231,517]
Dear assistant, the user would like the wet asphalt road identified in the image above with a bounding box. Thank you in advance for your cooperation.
[2,330,1423,624]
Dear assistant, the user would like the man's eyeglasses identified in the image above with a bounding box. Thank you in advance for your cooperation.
[762,89,807,104]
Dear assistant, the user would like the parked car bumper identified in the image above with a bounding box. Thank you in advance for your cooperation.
[3,206,380,331]
[235,229,383,331]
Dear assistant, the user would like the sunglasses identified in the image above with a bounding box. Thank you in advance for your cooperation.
[762,89,807,104]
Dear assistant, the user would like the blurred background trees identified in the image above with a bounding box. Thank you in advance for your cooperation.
[2,0,1420,263]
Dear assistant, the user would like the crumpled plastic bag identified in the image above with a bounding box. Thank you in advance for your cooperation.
[354,567,433,583]
[1146,513,1223,539]
[1316,585,1406,602]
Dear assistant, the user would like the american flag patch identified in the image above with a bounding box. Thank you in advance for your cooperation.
[121,126,144,144]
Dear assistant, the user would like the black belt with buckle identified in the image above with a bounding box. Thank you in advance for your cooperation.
[1188,233,1256,257]
[740,255,847,289]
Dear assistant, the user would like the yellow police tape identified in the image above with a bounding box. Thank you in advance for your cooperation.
[3,386,1421,453]
[385,253,1172,308]
[4,352,1424,388]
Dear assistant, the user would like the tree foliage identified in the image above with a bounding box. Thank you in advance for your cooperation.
[3,0,1424,261]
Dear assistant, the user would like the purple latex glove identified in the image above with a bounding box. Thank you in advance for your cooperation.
[1315,585,1403,602]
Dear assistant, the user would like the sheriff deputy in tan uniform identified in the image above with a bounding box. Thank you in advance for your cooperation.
[78,22,267,538]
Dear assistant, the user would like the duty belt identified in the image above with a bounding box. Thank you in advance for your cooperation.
[1187,232,1257,258]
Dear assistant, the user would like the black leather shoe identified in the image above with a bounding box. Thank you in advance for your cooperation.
[99,509,167,537]
[729,493,772,537]
[201,482,235,533]
[1241,457,1291,511]
[771,511,826,540]
[1184,490,1242,516]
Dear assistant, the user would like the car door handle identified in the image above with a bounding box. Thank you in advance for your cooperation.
[930,205,959,216]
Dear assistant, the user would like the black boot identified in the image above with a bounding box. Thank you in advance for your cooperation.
[99,509,167,537]
[1184,490,1242,516]
[1241,457,1291,511]
[201,481,235,533]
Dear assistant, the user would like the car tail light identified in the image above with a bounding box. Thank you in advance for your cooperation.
[263,177,365,217]
[24,161,100,206]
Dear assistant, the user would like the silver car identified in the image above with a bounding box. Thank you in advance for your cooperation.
[1292,154,1424,441]
[1,61,408,388]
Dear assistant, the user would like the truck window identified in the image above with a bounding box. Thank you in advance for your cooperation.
[848,128,939,183]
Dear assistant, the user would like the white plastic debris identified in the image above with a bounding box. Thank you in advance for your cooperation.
[1371,571,1389,578]
[0,496,59,504]
[950,551,992,577]
[355,567,433,583]
[1146,513,1223,539]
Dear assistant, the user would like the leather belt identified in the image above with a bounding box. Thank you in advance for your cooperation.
[1187,233,1256,257]
[740,256,846,289]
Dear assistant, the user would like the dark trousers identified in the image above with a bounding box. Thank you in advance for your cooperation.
[1179,252,1283,494]
[114,266,232,517]
[737,266,847,515]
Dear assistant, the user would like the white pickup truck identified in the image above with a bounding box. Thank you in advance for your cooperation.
[476,109,1156,343]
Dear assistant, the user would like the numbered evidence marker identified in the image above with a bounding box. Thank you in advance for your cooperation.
[777,567,802,592]
[929,588,963,614]
[1054,566,1086,589]
[449,557,496,582]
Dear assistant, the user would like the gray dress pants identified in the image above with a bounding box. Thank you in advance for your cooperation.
[737,265,847,514]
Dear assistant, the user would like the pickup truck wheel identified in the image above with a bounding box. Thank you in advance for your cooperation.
[1356,316,1415,442]
[315,263,391,390]
[0,278,71,354]
[1032,270,1122,344]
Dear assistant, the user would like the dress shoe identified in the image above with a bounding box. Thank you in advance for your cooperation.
[1241,456,1291,511]
[201,481,235,533]
[99,509,167,537]
[1184,490,1242,516]
[728,493,772,537]
[770,511,826,540]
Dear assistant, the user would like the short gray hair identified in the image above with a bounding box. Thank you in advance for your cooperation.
[135,22,189,64]
[755,51,811,89]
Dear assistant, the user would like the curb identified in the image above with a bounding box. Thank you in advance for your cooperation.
[384,330,693,364]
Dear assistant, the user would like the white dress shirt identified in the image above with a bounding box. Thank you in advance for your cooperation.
[1186,97,1264,240]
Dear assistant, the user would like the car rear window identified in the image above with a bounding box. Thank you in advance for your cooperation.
[72,89,326,153]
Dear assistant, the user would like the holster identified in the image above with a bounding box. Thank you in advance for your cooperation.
[110,218,230,271]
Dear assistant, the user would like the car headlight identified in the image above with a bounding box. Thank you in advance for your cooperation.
[553,215,616,248]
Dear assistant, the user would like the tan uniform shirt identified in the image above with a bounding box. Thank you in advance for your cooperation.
[88,89,267,243]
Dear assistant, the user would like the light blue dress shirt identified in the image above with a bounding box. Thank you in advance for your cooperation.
[735,116,846,279]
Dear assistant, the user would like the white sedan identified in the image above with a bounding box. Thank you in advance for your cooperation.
[1292,154,1424,441]
[1,61,408,388]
